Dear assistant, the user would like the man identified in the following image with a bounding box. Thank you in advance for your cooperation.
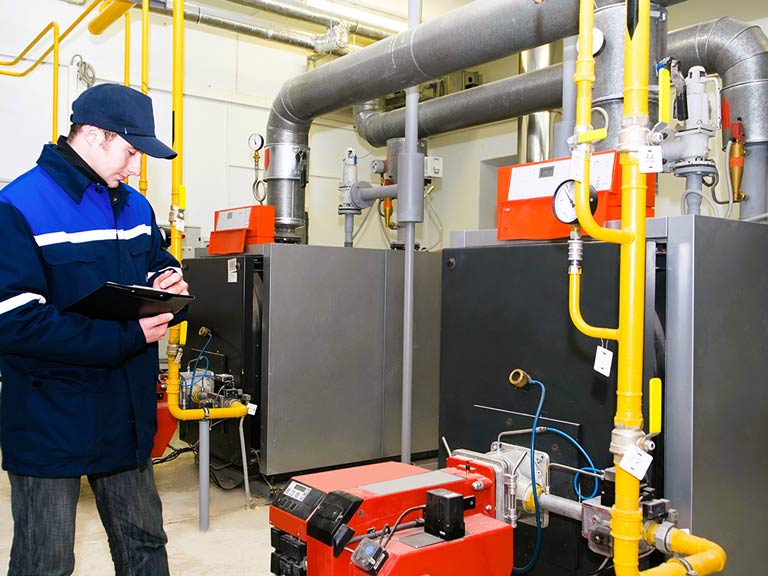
[0,83,187,576]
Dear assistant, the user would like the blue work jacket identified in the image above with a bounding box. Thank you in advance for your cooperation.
[0,144,182,477]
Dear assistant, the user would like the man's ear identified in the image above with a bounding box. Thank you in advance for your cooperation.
[81,125,102,147]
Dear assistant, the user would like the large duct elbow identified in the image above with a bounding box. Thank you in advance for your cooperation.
[354,65,565,148]
[668,18,768,144]
[265,0,581,240]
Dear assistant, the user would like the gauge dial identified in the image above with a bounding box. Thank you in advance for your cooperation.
[552,179,598,225]
[248,133,265,151]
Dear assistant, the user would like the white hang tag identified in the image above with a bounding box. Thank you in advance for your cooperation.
[247,403,258,416]
[572,148,585,183]
[619,444,654,481]
[594,345,613,377]
[637,146,663,173]
[227,257,238,283]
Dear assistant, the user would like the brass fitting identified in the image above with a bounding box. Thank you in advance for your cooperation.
[509,369,531,388]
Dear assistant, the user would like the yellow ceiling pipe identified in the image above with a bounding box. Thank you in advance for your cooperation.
[0,22,60,143]
[89,0,135,36]
[0,0,102,68]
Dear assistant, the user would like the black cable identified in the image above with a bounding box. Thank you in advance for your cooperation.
[380,505,425,548]
[152,446,195,465]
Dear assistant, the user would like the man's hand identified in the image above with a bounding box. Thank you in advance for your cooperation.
[153,270,189,295]
[140,313,174,343]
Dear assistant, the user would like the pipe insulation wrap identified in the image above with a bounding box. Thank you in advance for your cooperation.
[355,65,565,147]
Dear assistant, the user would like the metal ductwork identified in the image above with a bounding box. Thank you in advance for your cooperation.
[150,1,320,52]
[354,65,564,148]
[668,18,768,218]
[266,0,583,241]
[224,0,399,41]
[668,18,768,144]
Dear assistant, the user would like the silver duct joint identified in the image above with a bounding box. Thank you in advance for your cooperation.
[313,24,350,55]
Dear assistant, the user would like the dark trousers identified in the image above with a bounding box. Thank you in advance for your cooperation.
[8,462,169,576]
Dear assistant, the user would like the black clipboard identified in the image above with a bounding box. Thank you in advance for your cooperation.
[65,281,194,322]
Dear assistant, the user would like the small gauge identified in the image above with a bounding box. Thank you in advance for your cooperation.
[552,179,598,225]
[248,133,265,151]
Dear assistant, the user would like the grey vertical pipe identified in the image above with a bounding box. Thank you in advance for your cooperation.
[238,416,252,509]
[399,0,422,466]
[740,144,768,220]
[685,174,704,215]
[518,46,553,162]
[344,214,354,247]
[199,420,210,531]
[554,36,578,158]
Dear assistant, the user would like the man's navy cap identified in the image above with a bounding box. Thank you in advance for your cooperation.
[71,83,176,159]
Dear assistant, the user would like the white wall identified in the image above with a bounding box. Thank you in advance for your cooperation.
[1,1,766,253]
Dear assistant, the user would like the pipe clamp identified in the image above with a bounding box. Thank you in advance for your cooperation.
[673,556,698,576]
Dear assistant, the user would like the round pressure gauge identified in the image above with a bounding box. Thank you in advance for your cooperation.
[248,133,265,151]
[552,179,598,225]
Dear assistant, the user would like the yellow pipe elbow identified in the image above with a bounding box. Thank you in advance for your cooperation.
[89,0,134,36]
[569,272,619,341]
[641,524,727,576]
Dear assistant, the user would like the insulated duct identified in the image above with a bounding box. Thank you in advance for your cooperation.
[266,0,583,240]
[149,1,331,53]
[224,0,399,41]
[354,65,564,148]
[667,18,768,219]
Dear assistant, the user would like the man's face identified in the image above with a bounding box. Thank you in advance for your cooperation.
[89,131,142,188]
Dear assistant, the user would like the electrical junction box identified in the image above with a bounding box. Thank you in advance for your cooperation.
[496,150,656,241]
[208,204,274,254]
[424,156,444,178]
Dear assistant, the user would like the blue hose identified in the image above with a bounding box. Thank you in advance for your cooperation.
[543,427,601,500]
[512,379,546,575]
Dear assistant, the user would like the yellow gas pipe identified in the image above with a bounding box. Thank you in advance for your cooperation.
[139,0,150,197]
[165,0,247,421]
[124,10,130,87]
[569,1,726,575]
[0,0,101,68]
[88,0,134,36]
[0,22,60,143]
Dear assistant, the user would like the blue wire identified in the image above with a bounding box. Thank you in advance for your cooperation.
[543,427,601,500]
[186,334,212,402]
[513,379,546,575]
[574,467,603,500]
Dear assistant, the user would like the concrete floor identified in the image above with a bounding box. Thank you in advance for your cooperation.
[0,450,275,576]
